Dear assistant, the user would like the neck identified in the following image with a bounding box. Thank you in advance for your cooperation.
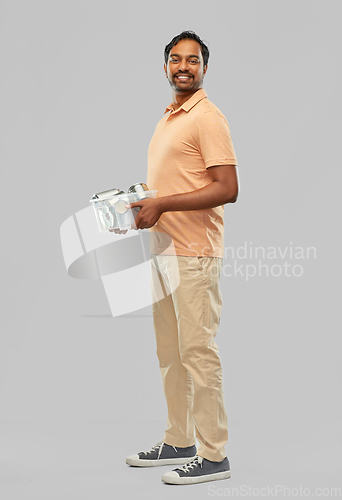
[171,88,202,111]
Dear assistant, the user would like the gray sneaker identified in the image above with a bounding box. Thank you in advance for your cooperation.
[126,441,197,467]
[162,455,231,484]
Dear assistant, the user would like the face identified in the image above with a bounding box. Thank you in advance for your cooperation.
[164,39,207,93]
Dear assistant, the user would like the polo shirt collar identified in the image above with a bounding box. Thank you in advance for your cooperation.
[164,88,207,114]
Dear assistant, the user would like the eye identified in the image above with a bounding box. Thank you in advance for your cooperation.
[189,59,199,64]
[170,58,179,63]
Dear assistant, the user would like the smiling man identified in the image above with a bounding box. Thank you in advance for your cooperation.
[165,39,207,95]
[125,31,239,485]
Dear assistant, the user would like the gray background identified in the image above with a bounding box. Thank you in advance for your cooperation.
[1,0,341,499]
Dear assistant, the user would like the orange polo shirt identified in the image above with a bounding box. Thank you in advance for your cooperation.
[147,88,237,257]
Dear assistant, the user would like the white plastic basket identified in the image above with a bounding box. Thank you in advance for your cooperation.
[90,190,157,232]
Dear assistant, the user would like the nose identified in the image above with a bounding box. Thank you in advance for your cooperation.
[178,58,190,72]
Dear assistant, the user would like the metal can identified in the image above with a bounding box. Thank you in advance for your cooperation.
[127,183,149,197]
[90,188,125,201]
[127,183,149,213]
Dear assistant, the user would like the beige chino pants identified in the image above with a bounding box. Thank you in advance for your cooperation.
[151,254,228,462]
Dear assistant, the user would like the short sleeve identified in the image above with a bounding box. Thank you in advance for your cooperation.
[196,111,238,168]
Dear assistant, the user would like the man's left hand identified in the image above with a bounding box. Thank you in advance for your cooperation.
[127,198,164,230]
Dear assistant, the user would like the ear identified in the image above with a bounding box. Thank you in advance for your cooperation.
[164,63,168,77]
[203,64,208,76]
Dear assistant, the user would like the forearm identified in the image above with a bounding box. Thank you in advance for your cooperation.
[127,165,239,230]
[159,180,238,213]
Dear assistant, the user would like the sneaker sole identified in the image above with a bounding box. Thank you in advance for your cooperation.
[126,455,198,467]
[162,469,231,484]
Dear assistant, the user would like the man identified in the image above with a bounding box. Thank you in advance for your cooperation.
[125,31,239,485]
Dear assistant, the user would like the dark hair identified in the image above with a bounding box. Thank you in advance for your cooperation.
[164,30,210,67]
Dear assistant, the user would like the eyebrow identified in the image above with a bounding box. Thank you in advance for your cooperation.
[169,53,200,59]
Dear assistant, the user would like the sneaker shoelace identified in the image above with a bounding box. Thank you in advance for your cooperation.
[143,441,177,459]
[176,455,203,472]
